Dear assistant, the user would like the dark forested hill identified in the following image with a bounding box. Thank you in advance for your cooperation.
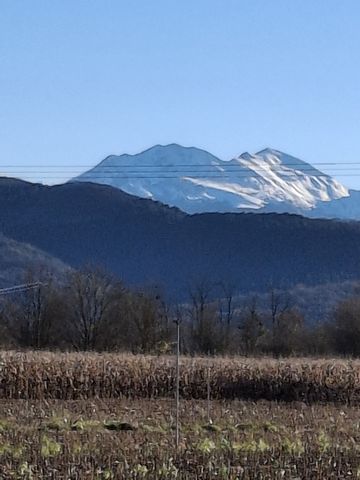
[0,177,360,297]
[0,232,68,287]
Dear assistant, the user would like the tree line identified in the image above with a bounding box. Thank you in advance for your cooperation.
[0,266,359,356]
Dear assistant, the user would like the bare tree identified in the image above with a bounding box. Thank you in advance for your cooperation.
[188,280,224,354]
[217,281,237,350]
[3,266,55,348]
[127,289,172,353]
[327,297,360,356]
[66,267,117,350]
[268,286,292,354]
[239,295,264,355]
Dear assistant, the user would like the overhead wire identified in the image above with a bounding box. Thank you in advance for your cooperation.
[0,282,45,296]
[1,162,360,179]
[2,161,360,167]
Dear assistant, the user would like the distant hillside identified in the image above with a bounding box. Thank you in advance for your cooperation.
[0,232,69,287]
[0,177,360,297]
[309,190,360,220]
[235,280,360,325]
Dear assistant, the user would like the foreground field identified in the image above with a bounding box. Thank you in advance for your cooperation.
[0,398,359,479]
[1,352,360,478]
[1,351,360,403]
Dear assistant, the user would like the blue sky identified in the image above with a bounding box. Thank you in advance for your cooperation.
[1,0,360,187]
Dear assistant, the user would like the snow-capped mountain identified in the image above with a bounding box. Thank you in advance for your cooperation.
[73,144,350,215]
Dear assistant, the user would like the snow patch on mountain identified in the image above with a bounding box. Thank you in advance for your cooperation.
[233,149,348,210]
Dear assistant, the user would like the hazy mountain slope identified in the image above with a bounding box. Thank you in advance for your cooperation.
[0,232,69,287]
[1,177,360,297]
[73,144,349,214]
[309,190,360,220]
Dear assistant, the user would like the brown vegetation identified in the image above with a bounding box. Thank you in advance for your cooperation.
[0,351,360,404]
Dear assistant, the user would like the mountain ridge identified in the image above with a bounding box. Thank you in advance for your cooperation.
[73,144,353,217]
[1,177,360,297]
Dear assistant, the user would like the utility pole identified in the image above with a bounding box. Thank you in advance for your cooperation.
[207,363,211,423]
[174,310,181,449]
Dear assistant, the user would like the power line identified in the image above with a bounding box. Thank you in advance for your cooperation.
[3,173,360,179]
[0,282,45,296]
[3,164,360,170]
[1,163,360,174]
[2,160,360,168]
[0,163,360,173]
[2,162,360,179]
[4,167,360,173]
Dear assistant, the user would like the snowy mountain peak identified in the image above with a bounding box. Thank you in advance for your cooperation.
[256,147,285,157]
[73,144,349,215]
[244,148,318,171]
[233,148,348,211]
[237,149,312,175]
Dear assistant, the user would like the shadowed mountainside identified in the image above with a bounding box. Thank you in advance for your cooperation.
[0,177,360,297]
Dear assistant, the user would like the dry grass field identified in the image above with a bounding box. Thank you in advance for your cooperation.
[0,351,360,403]
[0,352,359,478]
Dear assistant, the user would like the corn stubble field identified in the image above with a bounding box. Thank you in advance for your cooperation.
[0,352,360,479]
